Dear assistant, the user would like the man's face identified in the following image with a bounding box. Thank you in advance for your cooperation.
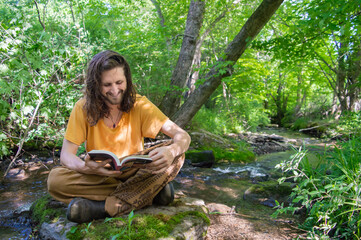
[100,67,127,106]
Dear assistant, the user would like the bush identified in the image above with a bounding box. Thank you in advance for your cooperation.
[274,137,361,239]
[336,111,361,137]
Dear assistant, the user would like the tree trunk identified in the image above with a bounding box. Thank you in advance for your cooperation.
[349,40,361,111]
[150,0,172,60]
[270,73,287,125]
[293,73,307,117]
[173,0,284,128]
[185,1,242,98]
[159,0,205,117]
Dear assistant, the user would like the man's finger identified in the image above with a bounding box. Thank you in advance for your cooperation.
[98,159,112,167]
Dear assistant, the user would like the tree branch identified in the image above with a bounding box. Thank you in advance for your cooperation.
[3,93,46,178]
[150,0,166,27]
[34,0,46,30]
[173,0,284,128]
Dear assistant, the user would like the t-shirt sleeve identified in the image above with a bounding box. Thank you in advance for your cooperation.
[64,100,88,146]
[139,96,169,139]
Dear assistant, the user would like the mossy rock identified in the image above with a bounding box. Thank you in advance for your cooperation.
[32,196,209,240]
[189,129,235,149]
[247,181,293,197]
[30,194,67,226]
[66,197,209,240]
[243,181,293,207]
[66,210,209,240]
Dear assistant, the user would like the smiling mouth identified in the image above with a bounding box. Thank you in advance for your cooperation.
[107,90,124,97]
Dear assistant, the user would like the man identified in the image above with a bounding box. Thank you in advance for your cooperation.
[47,50,191,223]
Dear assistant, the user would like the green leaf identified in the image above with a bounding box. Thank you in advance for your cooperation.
[23,105,34,115]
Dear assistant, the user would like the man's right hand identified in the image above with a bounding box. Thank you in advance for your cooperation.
[60,139,124,178]
[83,154,124,178]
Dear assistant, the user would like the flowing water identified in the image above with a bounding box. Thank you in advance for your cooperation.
[0,166,49,239]
[0,128,326,239]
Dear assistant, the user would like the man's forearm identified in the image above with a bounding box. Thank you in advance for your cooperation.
[60,151,86,172]
[169,131,191,158]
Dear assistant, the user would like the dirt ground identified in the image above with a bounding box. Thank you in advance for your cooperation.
[204,202,306,240]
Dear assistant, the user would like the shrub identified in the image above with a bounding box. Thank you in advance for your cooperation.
[274,137,361,239]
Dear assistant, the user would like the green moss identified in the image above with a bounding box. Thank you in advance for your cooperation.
[213,148,255,163]
[171,211,210,226]
[30,194,65,225]
[67,210,210,240]
[247,181,293,198]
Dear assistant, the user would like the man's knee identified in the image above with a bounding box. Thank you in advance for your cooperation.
[47,167,70,194]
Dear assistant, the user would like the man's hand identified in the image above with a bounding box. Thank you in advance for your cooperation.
[83,154,124,178]
[146,146,175,174]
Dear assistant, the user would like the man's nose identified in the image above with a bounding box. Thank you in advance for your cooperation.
[110,84,117,95]
[110,84,118,94]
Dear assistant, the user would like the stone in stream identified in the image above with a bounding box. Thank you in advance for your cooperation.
[243,182,293,208]
[185,150,216,168]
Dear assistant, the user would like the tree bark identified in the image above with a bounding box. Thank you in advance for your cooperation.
[159,0,205,117]
[316,31,361,113]
[150,0,171,58]
[293,73,307,117]
[185,1,242,98]
[173,0,284,128]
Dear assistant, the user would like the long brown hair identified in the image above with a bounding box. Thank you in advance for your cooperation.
[84,50,136,126]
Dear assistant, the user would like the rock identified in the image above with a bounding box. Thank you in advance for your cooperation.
[135,197,209,240]
[39,217,77,240]
[243,182,293,208]
[159,215,208,240]
[241,132,290,155]
[206,203,235,214]
[33,196,209,240]
[189,130,234,149]
[186,150,215,168]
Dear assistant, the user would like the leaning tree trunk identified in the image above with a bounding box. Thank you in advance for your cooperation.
[173,0,284,128]
[159,0,205,117]
[185,0,242,98]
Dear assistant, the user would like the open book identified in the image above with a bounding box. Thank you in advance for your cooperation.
[88,150,153,171]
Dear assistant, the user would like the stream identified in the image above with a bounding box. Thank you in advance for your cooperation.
[0,128,326,239]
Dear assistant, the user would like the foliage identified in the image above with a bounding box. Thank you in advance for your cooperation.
[191,100,268,135]
[336,111,361,137]
[274,138,361,239]
[67,210,209,240]
[0,1,96,160]
[0,0,360,165]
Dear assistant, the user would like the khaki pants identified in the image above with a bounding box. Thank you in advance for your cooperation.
[47,142,184,217]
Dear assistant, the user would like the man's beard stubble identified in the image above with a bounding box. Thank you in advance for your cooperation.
[103,90,125,106]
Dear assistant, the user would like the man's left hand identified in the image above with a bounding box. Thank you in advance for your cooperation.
[147,146,174,174]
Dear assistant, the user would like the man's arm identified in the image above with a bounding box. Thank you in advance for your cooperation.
[60,139,123,177]
[147,119,191,174]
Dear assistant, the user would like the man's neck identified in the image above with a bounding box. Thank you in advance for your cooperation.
[107,104,120,113]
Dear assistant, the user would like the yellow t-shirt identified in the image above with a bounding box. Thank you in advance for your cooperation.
[64,95,168,158]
